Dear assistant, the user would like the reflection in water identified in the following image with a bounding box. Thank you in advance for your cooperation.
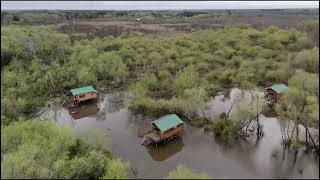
[103,92,126,113]
[220,89,232,102]
[147,137,184,161]
[67,100,99,119]
[41,89,319,179]
[204,88,243,119]
[261,107,279,118]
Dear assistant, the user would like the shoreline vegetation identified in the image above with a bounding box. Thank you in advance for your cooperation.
[1,9,319,179]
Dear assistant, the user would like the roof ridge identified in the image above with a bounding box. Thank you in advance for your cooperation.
[70,86,97,96]
[266,83,288,94]
[71,85,93,90]
[152,114,176,121]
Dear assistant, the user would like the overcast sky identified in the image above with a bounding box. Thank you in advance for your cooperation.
[1,1,319,10]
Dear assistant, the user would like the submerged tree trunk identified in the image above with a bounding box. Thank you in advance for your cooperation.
[280,121,286,160]
[130,166,137,178]
[256,95,261,141]
[288,123,298,148]
[296,124,299,143]
[201,108,207,120]
[256,116,260,141]
[226,100,235,118]
[245,121,251,135]
[249,91,254,105]
[286,120,291,143]
[293,150,299,166]
[300,122,319,152]
[305,126,309,152]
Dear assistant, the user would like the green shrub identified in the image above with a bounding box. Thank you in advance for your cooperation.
[213,117,240,143]
[167,165,210,179]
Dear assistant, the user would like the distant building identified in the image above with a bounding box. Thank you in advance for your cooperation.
[70,86,98,102]
[264,83,288,104]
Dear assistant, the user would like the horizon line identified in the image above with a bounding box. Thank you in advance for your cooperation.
[2,7,319,11]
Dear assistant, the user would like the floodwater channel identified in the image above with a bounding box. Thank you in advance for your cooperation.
[42,88,319,179]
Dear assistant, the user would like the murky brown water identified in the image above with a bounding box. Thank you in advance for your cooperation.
[42,89,319,179]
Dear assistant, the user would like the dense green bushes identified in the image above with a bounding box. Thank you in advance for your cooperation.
[126,26,318,122]
[1,24,318,123]
[213,116,240,143]
[1,119,129,179]
[297,20,319,47]
[167,165,211,179]
[1,25,71,67]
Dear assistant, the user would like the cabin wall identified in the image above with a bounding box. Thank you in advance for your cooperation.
[264,90,279,99]
[74,92,97,102]
[162,124,185,139]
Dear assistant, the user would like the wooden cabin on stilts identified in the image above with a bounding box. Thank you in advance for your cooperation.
[141,114,186,147]
[264,83,288,106]
[63,86,98,107]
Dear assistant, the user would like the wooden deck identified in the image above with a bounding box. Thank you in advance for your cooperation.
[143,130,163,143]
[147,132,162,142]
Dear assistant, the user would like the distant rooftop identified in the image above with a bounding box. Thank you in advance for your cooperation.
[70,86,97,96]
[265,84,288,94]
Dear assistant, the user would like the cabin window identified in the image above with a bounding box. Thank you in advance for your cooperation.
[79,95,86,98]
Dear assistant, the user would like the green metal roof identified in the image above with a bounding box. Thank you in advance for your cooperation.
[265,84,288,94]
[152,114,185,133]
[70,86,97,96]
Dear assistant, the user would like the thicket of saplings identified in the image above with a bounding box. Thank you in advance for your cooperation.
[1,21,319,178]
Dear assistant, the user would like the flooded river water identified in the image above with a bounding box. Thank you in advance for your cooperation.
[42,89,319,179]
